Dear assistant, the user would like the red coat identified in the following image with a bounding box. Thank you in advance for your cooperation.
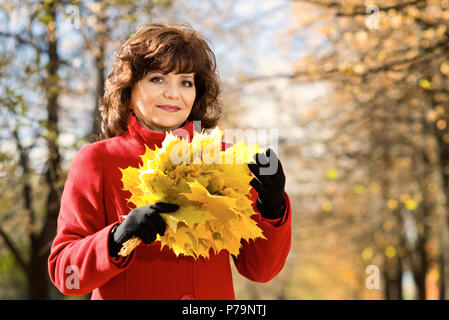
[48,114,292,300]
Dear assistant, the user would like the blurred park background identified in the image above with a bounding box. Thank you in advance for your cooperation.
[1,0,449,299]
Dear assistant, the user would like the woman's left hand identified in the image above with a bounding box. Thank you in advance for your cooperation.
[248,148,286,219]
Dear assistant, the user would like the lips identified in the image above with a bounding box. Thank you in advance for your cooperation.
[157,105,180,112]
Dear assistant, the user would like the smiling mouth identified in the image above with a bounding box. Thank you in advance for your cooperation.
[157,105,181,112]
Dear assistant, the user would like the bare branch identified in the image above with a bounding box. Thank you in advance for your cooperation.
[298,0,426,16]
[11,127,36,229]
[0,31,69,66]
[242,35,449,83]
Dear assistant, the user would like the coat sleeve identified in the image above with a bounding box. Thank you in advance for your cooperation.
[232,187,292,283]
[48,144,134,295]
[220,141,292,283]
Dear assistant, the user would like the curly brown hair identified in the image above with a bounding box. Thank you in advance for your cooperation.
[99,22,222,139]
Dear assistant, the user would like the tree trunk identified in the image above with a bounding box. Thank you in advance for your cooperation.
[90,52,104,140]
[27,236,50,299]
[27,0,62,299]
[397,256,404,300]
[383,258,401,300]
[425,92,449,299]
[436,137,449,299]
[412,238,428,300]
[90,2,107,141]
[440,251,446,299]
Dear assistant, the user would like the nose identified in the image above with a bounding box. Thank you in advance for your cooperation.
[163,82,180,100]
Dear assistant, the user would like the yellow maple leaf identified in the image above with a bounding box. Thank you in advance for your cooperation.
[119,127,265,258]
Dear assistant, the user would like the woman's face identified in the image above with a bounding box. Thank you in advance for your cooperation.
[130,70,196,132]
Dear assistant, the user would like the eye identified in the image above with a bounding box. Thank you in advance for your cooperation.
[182,80,194,87]
[149,76,163,83]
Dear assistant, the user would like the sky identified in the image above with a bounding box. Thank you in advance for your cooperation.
[155,0,324,146]
[154,0,300,80]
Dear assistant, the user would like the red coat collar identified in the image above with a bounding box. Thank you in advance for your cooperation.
[126,113,195,147]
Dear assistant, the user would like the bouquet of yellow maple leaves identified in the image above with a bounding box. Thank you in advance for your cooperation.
[119,127,266,259]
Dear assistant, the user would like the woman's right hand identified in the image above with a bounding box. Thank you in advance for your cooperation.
[108,202,179,257]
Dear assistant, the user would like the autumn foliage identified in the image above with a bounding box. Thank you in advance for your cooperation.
[119,128,265,258]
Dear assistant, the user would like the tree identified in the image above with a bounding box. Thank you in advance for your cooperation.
[270,0,449,299]
[0,0,174,299]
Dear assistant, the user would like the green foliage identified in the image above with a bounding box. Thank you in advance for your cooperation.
[0,250,27,299]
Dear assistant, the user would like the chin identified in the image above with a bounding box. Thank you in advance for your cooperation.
[157,120,185,129]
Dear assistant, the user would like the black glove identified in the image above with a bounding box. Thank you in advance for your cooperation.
[248,148,286,219]
[108,202,179,258]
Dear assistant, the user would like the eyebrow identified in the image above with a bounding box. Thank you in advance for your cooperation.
[147,71,193,78]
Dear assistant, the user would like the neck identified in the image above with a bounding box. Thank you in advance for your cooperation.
[140,121,183,132]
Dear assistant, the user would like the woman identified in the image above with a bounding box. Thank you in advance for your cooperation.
[48,22,292,300]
